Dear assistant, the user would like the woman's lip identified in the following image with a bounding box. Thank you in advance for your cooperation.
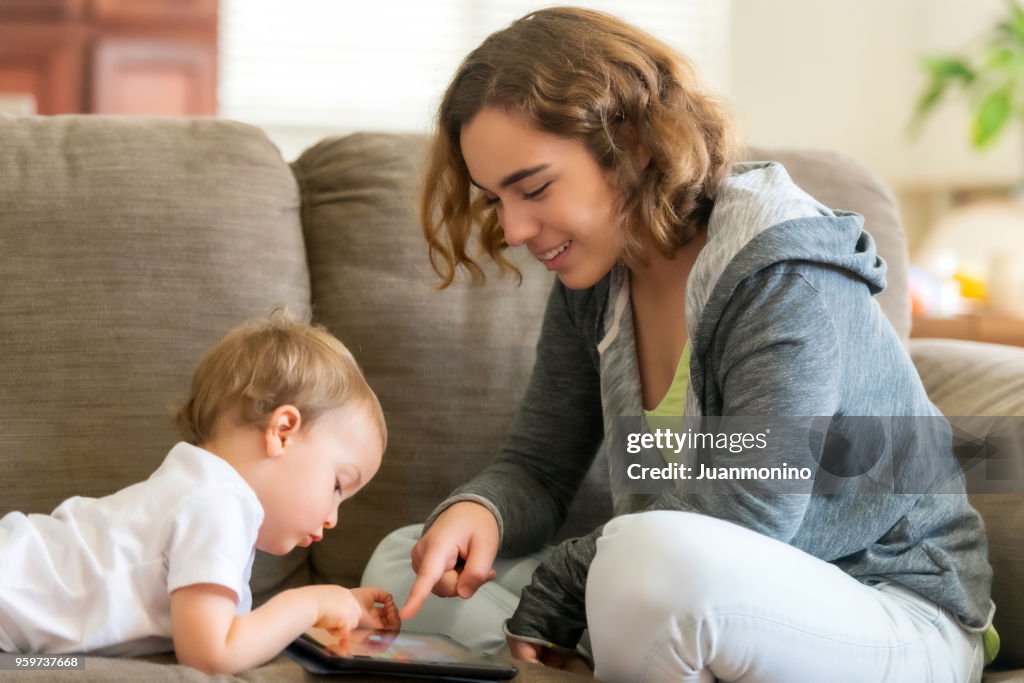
[535,241,571,261]
[541,241,571,271]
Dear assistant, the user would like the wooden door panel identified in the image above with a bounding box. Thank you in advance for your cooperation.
[91,37,215,115]
[88,0,216,23]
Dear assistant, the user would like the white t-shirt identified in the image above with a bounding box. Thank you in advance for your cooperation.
[0,443,264,656]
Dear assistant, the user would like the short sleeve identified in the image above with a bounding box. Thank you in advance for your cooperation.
[164,485,263,607]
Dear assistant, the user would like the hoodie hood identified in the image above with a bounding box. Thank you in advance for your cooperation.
[685,161,887,364]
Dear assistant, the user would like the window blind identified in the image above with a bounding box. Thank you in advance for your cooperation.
[218,1,731,159]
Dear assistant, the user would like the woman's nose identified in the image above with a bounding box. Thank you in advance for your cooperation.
[499,203,541,247]
[324,507,339,530]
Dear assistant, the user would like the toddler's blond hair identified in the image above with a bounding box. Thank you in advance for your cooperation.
[175,312,385,447]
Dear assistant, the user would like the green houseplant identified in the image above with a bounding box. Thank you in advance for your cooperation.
[912,0,1024,149]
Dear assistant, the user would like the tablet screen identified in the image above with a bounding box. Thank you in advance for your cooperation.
[302,627,494,665]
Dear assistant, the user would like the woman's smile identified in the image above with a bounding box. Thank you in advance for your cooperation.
[534,240,572,269]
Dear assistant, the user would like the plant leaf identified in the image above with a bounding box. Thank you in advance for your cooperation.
[909,81,949,136]
[1010,0,1024,39]
[972,87,1013,147]
[921,56,975,83]
[983,44,1018,70]
[909,57,975,136]
[996,19,1016,41]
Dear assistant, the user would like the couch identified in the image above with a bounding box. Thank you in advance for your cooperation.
[0,115,1022,682]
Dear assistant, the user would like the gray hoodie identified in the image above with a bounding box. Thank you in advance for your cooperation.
[430,161,994,650]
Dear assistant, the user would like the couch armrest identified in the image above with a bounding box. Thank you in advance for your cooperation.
[911,338,1024,668]
[910,338,1024,417]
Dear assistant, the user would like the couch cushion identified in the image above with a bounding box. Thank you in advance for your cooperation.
[911,338,1024,669]
[0,115,312,602]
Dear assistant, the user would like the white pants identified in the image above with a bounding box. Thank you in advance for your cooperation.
[363,511,983,683]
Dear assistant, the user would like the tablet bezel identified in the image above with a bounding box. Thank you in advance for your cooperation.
[289,628,518,680]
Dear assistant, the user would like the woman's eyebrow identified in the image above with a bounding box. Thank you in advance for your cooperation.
[470,163,550,192]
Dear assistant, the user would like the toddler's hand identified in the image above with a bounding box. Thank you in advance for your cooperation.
[350,586,401,630]
[309,585,364,636]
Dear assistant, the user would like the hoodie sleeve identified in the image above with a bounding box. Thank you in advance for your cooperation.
[507,267,844,649]
[425,280,605,557]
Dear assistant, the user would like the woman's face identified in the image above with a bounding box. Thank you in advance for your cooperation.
[460,107,624,290]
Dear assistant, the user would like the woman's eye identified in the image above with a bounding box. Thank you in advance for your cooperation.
[483,194,500,207]
[524,180,548,198]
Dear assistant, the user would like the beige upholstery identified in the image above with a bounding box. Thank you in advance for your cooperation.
[0,116,1020,680]
[912,339,1024,671]
[0,116,313,604]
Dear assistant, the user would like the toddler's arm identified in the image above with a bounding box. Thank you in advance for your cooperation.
[170,583,398,674]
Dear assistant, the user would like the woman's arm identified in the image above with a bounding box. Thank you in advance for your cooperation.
[171,584,397,674]
[435,280,606,555]
[400,280,606,619]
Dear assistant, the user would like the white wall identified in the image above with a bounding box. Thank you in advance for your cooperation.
[220,0,732,162]
[730,0,1021,189]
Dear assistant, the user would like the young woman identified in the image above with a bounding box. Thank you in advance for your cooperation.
[363,8,993,682]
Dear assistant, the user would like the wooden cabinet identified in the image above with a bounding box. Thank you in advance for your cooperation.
[91,37,216,115]
[0,20,84,114]
[0,0,217,116]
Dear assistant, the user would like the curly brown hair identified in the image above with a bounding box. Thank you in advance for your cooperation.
[421,6,740,288]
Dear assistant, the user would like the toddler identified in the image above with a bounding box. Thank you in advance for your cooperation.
[0,313,396,673]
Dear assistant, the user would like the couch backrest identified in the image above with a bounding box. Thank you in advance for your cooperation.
[0,116,312,600]
[293,133,911,586]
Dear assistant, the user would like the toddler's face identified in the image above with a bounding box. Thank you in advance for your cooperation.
[255,404,383,554]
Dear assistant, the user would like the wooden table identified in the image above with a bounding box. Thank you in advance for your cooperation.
[911,314,1024,347]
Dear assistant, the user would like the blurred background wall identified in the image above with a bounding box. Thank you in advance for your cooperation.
[1,0,1021,343]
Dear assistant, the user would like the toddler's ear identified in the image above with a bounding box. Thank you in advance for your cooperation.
[264,405,302,457]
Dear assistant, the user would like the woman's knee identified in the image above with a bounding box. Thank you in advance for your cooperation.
[586,512,740,674]
[374,523,422,555]
[591,511,735,601]
[361,523,422,586]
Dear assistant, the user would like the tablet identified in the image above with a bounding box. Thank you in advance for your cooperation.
[288,627,518,680]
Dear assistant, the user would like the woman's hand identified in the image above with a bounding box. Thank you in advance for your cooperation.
[350,586,401,629]
[508,635,592,672]
[400,501,500,619]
